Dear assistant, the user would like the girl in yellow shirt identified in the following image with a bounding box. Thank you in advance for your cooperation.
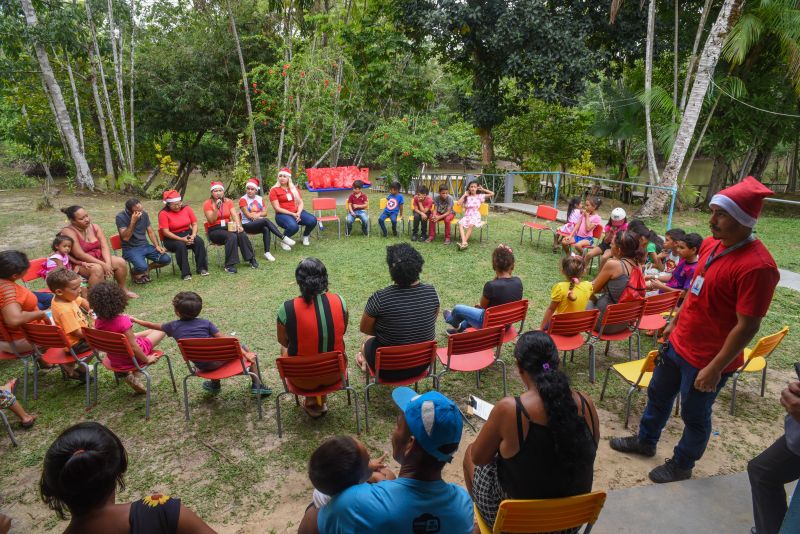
[540,256,593,329]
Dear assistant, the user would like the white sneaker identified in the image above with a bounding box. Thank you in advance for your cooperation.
[264,252,276,262]
[302,236,310,246]
[282,236,296,246]
[280,242,292,251]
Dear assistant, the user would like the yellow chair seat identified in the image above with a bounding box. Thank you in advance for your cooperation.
[474,504,491,534]
[740,348,766,372]
[611,359,653,389]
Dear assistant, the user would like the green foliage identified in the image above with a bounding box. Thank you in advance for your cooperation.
[228,135,252,197]
[0,169,37,189]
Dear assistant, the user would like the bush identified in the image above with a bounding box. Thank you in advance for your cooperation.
[0,170,37,190]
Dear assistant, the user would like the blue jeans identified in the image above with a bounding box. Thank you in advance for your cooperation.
[378,210,398,235]
[346,210,369,235]
[275,211,317,238]
[638,343,730,470]
[122,244,171,274]
[446,304,485,331]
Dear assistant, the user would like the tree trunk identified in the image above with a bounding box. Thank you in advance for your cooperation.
[129,0,136,173]
[748,147,771,180]
[477,127,494,167]
[276,0,293,166]
[703,154,729,205]
[89,46,115,179]
[673,0,679,123]
[226,0,261,179]
[20,0,94,189]
[39,73,69,159]
[107,0,131,171]
[789,134,799,192]
[638,0,743,218]
[678,94,720,190]
[64,51,85,153]
[680,0,713,112]
[175,163,195,197]
[644,0,661,185]
[142,167,160,191]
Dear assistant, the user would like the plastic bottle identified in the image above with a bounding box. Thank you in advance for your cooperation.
[44,310,55,325]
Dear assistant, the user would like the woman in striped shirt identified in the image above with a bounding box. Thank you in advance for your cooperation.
[277,258,348,418]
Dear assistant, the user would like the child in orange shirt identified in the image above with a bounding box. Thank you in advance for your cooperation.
[46,268,93,380]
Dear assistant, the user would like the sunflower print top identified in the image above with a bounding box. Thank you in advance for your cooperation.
[129,493,181,533]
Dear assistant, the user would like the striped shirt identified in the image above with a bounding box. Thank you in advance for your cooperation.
[364,284,439,346]
[278,293,348,356]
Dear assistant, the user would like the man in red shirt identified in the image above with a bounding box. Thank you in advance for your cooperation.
[611,176,780,483]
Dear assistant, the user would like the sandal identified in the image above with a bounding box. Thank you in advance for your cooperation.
[133,276,149,285]
[303,398,328,419]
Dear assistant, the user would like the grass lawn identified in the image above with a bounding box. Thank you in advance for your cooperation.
[0,186,797,533]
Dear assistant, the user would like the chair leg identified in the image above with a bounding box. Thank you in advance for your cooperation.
[475,370,480,388]
[81,361,92,410]
[730,374,739,416]
[604,340,610,356]
[570,349,575,363]
[364,382,376,432]
[247,371,263,419]
[33,356,39,400]
[163,355,178,392]
[600,368,611,400]
[496,359,507,398]
[276,391,289,438]
[519,225,525,245]
[624,387,636,428]
[143,370,152,420]
[93,360,99,406]
[183,375,192,421]
[347,387,361,434]
[22,357,30,403]
[589,344,597,384]
[0,410,17,447]
[760,365,767,397]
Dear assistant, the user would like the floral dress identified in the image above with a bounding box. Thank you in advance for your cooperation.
[557,209,582,235]
[459,194,485,228]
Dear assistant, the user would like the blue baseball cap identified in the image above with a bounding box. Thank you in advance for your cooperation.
[392,387,463,463]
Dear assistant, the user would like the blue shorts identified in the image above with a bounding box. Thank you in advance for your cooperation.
[574,236,594,245]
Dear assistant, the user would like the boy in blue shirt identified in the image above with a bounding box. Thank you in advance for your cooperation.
[378,182,404,237]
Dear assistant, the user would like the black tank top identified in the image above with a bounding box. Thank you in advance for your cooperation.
[496,394,597,499]
[129,494,180,533]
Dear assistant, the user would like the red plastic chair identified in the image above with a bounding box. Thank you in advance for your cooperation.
[546,309,600,381]
[21,323,97,409]
[637,291,682,346]
[364,341,438,431]
[520,205,558,249]
[111,234,162,277]
[465,299,529,344]
[22,258,51,293]
[434,326,507,395]
[0,321,36,403]
[176,337,265,420]
[275,351,359,437]
[590,300,646,379]
[82,327,177,420]
[312,197,341,239]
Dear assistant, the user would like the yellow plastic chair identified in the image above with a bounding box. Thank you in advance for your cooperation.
[729,326,789,415]
[600,350,658,428]
[474,491,607,534]
[378,197,405,234]
[452,202,489,242]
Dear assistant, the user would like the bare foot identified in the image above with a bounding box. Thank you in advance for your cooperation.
[125,290,140,299]
[355,352,368,372]
[21,414,36,428]
[3,378,17,393]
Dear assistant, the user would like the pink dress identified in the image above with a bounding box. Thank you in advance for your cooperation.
[557,209,582,235]
[459,194,485,228]
[93,314,154,371]
[39,252,71,278]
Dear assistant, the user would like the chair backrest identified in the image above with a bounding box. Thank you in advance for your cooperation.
[748,326,789,361]
[21,322,71,350]
[454,203,463,214]
[177,337,243,363]
[592,223,603,239]
[548,309,599,337]
[23,258,48,283]
[312,197,337,211]
[479,202,489,217]
[482,300,529,330]
[83,327,134,357]
[447,326,504,356]
[375,341,437,378]
[600,300,646,329]
[379,197,388,210]
[110,234,123,251]
[642,291,681,317]
[492,491,607,534]
[535,205,559,222]
[276,351,346,390]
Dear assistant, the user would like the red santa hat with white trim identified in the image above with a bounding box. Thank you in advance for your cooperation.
[162,189,181,203]
[709,176,773,228]
[278,167,292,177]
[210,181,225,192]
[246,177,260,189]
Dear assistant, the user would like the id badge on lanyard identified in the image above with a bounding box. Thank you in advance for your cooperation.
[690,275,704,296]
[692,235,755,296]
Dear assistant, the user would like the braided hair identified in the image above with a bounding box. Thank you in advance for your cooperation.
[561,256,586,301]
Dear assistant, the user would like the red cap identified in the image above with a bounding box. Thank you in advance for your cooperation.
[162,189,182,203]
[278,168,292,177]
[710,176,773,228]
[210,181,225,192]
[246,177,260,189]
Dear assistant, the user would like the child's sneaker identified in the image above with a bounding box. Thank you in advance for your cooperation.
[282,236,296,246]
[392,229,398,237]
[264,252,276,262]
[202,380,221,393]
[251,384,272,396]
[303,236,310,246]
[125,371,147,394]
[280,242,292,251]
[425,237,433,243]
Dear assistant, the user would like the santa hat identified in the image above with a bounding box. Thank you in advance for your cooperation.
[210,181,225,192]
[278,167,292,177]
[246,177,260,189]
[710,176,773,228]
[162,189,182,203]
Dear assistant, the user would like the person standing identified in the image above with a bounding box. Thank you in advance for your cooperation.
[748,380,800,534]
[115,198,171,285]
[203,181,258,274]
[158,189,209,281]
[610,177,780,483]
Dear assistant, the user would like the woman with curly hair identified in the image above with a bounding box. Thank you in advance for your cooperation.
[40,421,213,533]
[276,258,348,417]
[88,282,165,393]
[356,243,439,381]
[463,331,599,529]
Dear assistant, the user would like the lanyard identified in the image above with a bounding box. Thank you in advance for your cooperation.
[700,235,755,276]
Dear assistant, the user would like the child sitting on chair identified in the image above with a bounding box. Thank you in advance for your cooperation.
[540,256,593,330]
[47,268,93,381]
[131,291,270,396]
[646,232,701,293]
[411,185,433,242]
[346,180,370,236]
[584,207,628,269]
[378,182,404,237]
[428,184,455,244]
[562,196,602,255]
[443,244,522,334]
[554,197,582,253]
[89,282,165,394]
[307,436,395,510]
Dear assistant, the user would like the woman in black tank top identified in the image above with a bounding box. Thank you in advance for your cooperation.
[463,331,599,530]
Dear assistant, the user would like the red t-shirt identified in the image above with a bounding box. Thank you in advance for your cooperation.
[158,206,197,234]
[670,237,779,372]
[347,192,368,210]
[412,196,433,214]
[269,187,301,213]
[202,198,234,232]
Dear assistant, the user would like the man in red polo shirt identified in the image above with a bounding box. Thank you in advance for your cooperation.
[611,176,780,483]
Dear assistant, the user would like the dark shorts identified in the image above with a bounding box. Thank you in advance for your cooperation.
[70,340,92,356]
